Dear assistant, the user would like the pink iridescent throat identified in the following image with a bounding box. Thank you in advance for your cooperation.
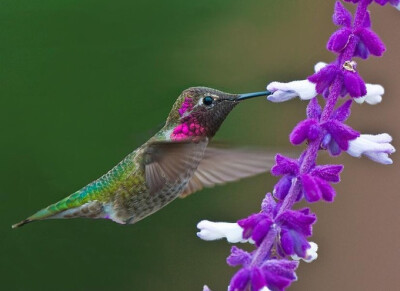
[171,97,206,141]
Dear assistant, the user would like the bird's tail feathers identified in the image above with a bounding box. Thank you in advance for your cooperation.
[12,189,98,229]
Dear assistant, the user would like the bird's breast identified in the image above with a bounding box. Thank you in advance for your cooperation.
[112,169,193,224]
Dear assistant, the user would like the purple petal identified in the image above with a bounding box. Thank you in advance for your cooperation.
[333,1,353,27]
[251,268,266,291]
[262,259,298,280]
[252,219,273,246]
[274,175,293,201]
[289,119,320,145]
[357,28,386,57]
[238,214,265,239]
[315,177,336,202]
[277,208,317,237]
[309,123,321,141]
[227,246,252,267]
[327,28,352,53]
[332,99,352,122]
[280,229,294,255]
[343,70,367,98]
[280,229,311,258]
[311,164,343,182]
[354,40,369,59]
[262,260,298,291]
[308,64,339,95]
[229,268,251,291]
[375,0,389,5]
[294,235,311,259]
[327,138,342,156]
[300,174,322,203]
[362,11,371,28]
[306,97,322,119]
[321,133,332,149]
[321,120,359,150]
[238,213,273,242]
[261,193,277,216]
[271,154,299,176]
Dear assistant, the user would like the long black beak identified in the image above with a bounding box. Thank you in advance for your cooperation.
[236,90,272,101]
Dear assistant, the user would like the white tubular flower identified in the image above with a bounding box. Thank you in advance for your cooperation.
[203,285,212,291]
[197,220,248,243]
[354,84,384,105]
[266,61,385,104]
[292,242,318,263]
[347,133,395,164]
[267,80,317,102]
[266,62,326,103]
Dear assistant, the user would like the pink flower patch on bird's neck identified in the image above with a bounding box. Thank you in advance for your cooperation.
[178,97,194,117]
[171,117,206,141]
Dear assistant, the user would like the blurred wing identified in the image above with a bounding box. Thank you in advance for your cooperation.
[180,147,275,198]
[144,139,208,195]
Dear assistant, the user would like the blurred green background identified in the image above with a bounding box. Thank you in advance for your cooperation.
[1,1,400,290]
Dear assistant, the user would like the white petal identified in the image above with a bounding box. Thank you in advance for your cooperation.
[359,133,392,143]
[292,242,318,263]
[314,62,327,72]
[354,84,384,105]
[203,285,212,291]
[266,61,330,103]
[259,287,272,291]
[353,96,366,104]
[364,152,393,165]
[196,220,247,243]
[396,3,400,10]
[347,134,395,164]
[267,80,317,103]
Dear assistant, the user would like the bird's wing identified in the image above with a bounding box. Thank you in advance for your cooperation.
[144,138,208,195]
[179,147,275,198]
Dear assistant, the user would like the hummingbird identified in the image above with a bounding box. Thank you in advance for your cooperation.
[12,87,273,228]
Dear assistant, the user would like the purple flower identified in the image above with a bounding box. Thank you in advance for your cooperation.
[238,213,274,246]
[227,246,253,267]
[344,0,400,9]
[308,61,367,98]
[271,152,343,203]
[197,0,396,290]
[299,164,343,203]
[266,62,385,104]
[228,257,298,291]
[328,2,386,59]
[238,194,317,259]
[276,208,317,257]
[290,98,359,152]
[271,155,300,200]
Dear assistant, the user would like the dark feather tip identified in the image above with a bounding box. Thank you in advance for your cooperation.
[12,219,31,229]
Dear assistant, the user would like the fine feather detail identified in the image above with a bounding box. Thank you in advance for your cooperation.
[144,139,208,195]
[180,147,275,198]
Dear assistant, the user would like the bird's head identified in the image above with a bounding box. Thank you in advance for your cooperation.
[165,87,270,141]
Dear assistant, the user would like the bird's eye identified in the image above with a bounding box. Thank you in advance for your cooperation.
[203,96,214,106]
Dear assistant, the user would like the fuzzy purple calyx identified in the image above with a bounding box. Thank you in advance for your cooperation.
[328,2,385,59]
[228,259,298,291]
